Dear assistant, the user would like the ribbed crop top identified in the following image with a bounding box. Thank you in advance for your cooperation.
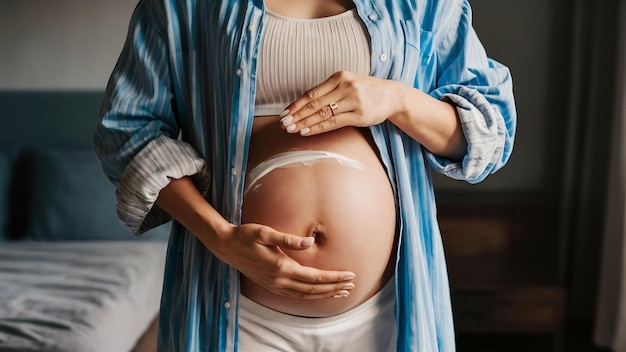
[254,8,371,116]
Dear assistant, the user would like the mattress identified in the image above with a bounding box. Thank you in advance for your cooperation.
[0,241,167,352]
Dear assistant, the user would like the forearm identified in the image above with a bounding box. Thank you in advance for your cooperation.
[387,81,467,161]
[156,176,232,250]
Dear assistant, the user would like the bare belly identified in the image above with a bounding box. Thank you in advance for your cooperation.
[241,115,397,317]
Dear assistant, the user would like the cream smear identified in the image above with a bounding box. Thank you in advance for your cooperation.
[244,150,365,195]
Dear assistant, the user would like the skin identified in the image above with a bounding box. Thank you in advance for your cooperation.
[240,118,397,316]
[155,0,466,301]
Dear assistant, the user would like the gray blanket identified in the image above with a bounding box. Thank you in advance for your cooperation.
[0,241,167,352]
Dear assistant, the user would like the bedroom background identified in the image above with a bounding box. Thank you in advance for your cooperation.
[1,0,624,351]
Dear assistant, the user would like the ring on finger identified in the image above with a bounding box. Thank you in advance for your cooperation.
[329,101,338,116]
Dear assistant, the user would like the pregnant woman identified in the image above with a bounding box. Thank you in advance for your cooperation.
[93,0,516,351]
[240,2,397,318]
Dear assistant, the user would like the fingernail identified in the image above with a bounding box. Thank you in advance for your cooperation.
[279,109,290,118]
[343,274,356,281]
[281,115,293,126]
[300,237,315,247]
[286,124,296,133]
[343,283,355,289]
[333,290,350,298]
[300,127,310,136]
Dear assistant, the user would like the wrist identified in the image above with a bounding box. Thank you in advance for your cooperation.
[156,176,235,252]
[193,208,234,252]
[387,81,416,125]
[386,85,466,159]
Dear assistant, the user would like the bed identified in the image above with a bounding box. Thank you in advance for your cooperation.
[0,241,167,352]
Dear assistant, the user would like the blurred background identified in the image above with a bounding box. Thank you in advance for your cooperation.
[1,0,625,351]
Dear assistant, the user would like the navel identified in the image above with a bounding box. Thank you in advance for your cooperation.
[309,221,327,245]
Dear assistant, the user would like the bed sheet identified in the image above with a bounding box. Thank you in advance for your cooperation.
[0,241,167,352]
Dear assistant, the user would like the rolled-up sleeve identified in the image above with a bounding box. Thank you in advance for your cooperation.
[116,136,210,234]
[425,0,516,184]
[93,0,210,234]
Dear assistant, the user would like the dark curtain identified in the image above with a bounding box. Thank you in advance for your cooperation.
[558,0,624,338]
[592,0,626,349]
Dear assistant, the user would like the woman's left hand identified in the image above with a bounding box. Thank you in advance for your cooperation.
[279,71,403,136]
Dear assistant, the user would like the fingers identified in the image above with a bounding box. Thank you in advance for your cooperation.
[282,72,342,116]
[236,223,358,300]
[281,284,354,300]
[281,97,348,135]
[290,264,356,285]
[256,228,316,249]
[253,254,357,299]
[274,265,357,299]
[280,72,351,136]
[283,100,352,137]
[304,111,360,136]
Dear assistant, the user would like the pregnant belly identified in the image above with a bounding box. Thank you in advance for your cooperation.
[241,116,397,317]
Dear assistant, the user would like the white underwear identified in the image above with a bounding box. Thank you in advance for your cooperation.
[244,150,365,195]
[237,280,397,352]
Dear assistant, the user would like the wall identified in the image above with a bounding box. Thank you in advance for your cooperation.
[434,0,572,196]
[0,0,138,91]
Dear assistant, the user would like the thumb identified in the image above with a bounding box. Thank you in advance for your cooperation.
[261,230,315,250]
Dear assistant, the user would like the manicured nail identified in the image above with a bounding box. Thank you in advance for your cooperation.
[300,127,310,136]
[333,290,350,298]
[300,237,315,247]
[286,124,296,132]
[279,109,290,118]
[343,274,356,281]
[343,283,355,289]
[281,115,293,126]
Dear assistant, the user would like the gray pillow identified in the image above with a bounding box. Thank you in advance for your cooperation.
[25,147,170,241]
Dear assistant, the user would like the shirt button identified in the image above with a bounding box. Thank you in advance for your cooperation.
[235,68,242,76]
[248,25,256,32]
[224,302,231,309]
[368,14,378,21]
[380,54,387,62]
[231,168,237,175]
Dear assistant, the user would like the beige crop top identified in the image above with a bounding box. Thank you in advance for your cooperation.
[254,8,371,116]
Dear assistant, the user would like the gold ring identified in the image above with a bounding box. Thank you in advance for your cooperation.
[329,102,338,116]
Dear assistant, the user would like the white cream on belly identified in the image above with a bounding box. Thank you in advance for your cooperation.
[244,149,365,195]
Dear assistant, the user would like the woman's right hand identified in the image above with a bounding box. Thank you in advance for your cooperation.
[156,176,354,299]
[212,222,356,299]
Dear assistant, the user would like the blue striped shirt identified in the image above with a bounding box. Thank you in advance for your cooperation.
[94,0,516,351]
